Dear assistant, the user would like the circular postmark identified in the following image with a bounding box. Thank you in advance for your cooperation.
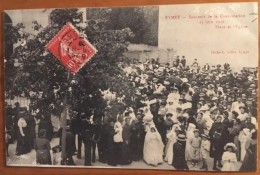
[47,24,97,74]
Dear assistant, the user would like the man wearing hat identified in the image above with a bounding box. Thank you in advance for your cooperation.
[121,117,132,165]
[178,97,186,108]
[62,125,76,165]
[173,107,182,123]
[191,86,200,113]
[13,102,21,140]
[246,98,256,116]
[129,114,145,162]
[80,112,95,166]
[172,134,188,170]
[209,115,225,170]
[5,104,13,131]
[180,56,186,67]
[164,113,174,133]
[191,58,199,73]
[5,104,15,147]
[97,114,110,163]
[106,117,117,166]
[241,94,247,104]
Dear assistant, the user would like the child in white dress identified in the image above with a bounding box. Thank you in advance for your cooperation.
[221,143,237,171]
[143,125,164,166]
[164,124,181,164]
[185,123,196,161]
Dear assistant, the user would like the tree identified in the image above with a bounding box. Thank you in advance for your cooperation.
[87,7,159,46]
[5,8,135,118]
[5,8,138,165]
[4,15,27,95]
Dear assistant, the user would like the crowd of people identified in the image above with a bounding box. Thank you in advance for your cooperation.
[5,56,258,171]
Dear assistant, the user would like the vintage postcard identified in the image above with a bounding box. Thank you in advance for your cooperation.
[3,2,258,171]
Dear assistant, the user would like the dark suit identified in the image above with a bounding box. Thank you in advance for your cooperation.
[81,120,94,166]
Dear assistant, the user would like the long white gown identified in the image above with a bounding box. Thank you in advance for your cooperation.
[164,129,178,164]
[185,123,196,161]
[143,125,164,166]
[238,129,251,161]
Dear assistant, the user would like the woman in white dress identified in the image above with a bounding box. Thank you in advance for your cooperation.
[143,124,164,166]
[185,123,196,161]
[238,128,252,161]
[164,124,181,164]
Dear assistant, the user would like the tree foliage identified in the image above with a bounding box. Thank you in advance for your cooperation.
[5,8,136,117]
[87,7,159,46]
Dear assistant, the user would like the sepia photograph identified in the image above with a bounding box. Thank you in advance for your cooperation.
[3,2,258,171]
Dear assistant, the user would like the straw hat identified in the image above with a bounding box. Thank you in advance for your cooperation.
[176,107,182,111]
[210,106,218,112]
[19,110,26,117]
[177,134,186,142]
[188,123,196,129]
[201,134,210,139]
[239,105,246,110]
[200,105,209,111]
[224,142,237,151]
[166,112,173,116]
[212,97,218,101]
[193,129,200,134]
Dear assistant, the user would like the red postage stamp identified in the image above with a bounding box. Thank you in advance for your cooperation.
[46,23,97,74]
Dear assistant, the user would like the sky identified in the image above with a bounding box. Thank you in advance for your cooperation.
[158,2,258,71]
[5,9,51,35]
